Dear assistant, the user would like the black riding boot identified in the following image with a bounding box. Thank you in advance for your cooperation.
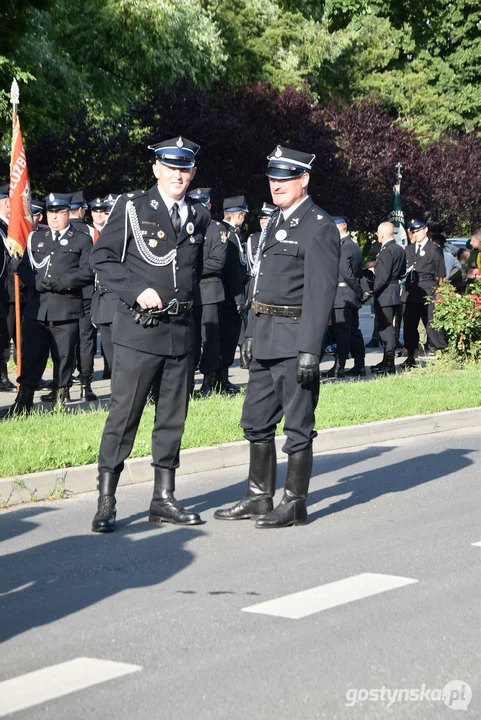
[2,385,35,418]
[195,372,217,398]
[149,468,202,525]
[255,444,312,528]
[372,351,396,374]
[370,352,386,371]
[92,471,120,533]
[0,361,16,392]
[214,440,277,520]
[216,368,241,395]
[80,373,98,402]
[324,357,346,379]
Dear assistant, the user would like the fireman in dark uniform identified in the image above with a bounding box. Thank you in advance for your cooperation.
[401,219,447,368]
[90,136,210,533]
[0,183,16,392]
[5,193,94,415]
[218,195,248,394]
[188,187,228,397]
[214,145,340,528]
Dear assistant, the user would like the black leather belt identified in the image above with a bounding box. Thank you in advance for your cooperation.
[165,299,193,315]
[252,299,302,317]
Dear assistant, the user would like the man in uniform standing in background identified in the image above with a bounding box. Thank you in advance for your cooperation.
[215,145,340,528]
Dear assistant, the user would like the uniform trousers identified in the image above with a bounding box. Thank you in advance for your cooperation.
[99,324,114,370]
[98,344,190,475]
[374,303,397,353]
[403,301,447,352]
[241,356,319,454]
[194,302,221,375]
[219,300,242,368]
[18,316,79,388]
[332,307,364,363]
[77,300,97,374]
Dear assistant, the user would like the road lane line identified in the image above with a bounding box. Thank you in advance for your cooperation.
[0,581,35,597]
[241,573,418,619]
[471,541,481,547]
[0,657,141,717]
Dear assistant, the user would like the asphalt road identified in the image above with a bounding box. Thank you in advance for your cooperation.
[1,427,479,719]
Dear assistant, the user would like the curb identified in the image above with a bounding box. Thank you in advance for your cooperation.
[1,406,480,507]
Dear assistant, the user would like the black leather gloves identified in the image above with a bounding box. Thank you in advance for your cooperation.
[237,303,247,321]
[35,277,52,293]
[296,352,320,386]
[131,307,164,327]
[48,278,64,293]
[240,337,253,368]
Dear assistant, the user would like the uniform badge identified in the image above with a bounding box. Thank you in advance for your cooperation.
[276,229,287,241]
[420,250,425,256]
[220,231,227,244]
[48,193,55,202]
[150,199,159,210]
[275,146,282,158]
[128,193,134,198]
[186,222,194,235]
[157,230,165,239]
[192,206,197,217]
[189,237,196,244]
[60,239,68,246]
[290,218,299,228]
[38,242,44,248]
[149,239,158,248]
[176,137,184,148]
[317,214,323,220]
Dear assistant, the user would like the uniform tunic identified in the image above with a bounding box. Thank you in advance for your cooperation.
[69,217,96,375]
[241,197,340,454]
[372,239,406,353]
[219,221,247,368]
[90,185,210,474]
[331,234,365,363]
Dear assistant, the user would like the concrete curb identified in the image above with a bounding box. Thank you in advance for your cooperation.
[1,406,480,507]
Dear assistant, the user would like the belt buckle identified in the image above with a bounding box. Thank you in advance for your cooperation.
[167,299,180,315]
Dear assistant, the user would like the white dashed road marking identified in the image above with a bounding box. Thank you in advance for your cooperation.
[241,573,418,619]
[0,657,141,717]
[471,541,481,547]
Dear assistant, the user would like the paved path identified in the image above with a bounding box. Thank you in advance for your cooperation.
[0,428,479,718]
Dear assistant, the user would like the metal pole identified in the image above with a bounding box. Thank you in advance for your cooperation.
[10,78,22,383]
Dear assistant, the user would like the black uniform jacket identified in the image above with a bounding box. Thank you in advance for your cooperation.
[401,240,446,304]
[18,225,94,322]
[372,239,406,306]
[0,220,8,318]
[247,231,261,274]
[249,197,340,360]
[90,185,210,357]
[333,234,363,309]
[221,221,247,308]
[193,220,227,307]
[70,218,94,301]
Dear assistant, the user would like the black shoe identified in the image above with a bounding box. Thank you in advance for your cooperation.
[92,471,119,532]
[1,386,34,418]
[80,374,98,402]
[149,468,202,525]
[214,440,277,520]
[70,374,81,385]
[399,356,417,369]
[0,362,16,392]
[194,372,217,398]
[322,358,345,379]
[40,388,71,403]
[365,339,380,348]
[215,369,241,395]
[371,352,396,374]
[36,378,51,390]
[345,366,366,377]
[255,494,308,528]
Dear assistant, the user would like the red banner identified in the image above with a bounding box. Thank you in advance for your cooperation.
[8,112,33,256]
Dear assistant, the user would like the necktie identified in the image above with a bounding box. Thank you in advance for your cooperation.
[415,243,420,254]
[277,211,284,227]
[171,203,181,236]
[54,231,60,243]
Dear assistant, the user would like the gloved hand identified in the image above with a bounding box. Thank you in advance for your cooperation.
[48,278,64,293]
[296,352,320,387]
[35,277,52,293]
[237,303,247,321]
[240,337,253,368]
[362,290,373,303]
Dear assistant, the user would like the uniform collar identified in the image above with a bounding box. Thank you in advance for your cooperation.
[157,187,187,215]
[280,195,309,221]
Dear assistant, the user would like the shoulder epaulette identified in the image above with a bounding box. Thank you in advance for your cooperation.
[125,190,146,201]
[310,208,325,223]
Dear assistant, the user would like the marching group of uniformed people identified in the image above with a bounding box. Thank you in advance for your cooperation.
[0,135,476,532]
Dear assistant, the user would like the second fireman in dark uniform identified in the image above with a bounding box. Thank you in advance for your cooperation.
[90,136,210,533]
[214,145,340,528]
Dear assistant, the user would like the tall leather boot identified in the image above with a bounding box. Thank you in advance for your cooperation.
[149,468,202,525]
[399,351,417,369]
[1,385,35,418]
[214,440,277,520]
[372,352,396,374]
[80,373,98,402]
[92,471,120,532]
[195,372,217,398]
[370,352,386,371]
[323,357,346,379]
[216,367,241,395]
[255,444,312,528]
[0,361,16,392]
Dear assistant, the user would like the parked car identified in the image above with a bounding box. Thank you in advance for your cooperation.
[446,238,469,255]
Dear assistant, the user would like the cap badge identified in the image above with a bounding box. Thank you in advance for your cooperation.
[196,188,201,194]
[60,239,68,246]
[290,218,299,228]
[317,214,323,220]
[176,137,184,148]
[275,146,282,158]
[49,193,55,201]
[157,230,165,239]
[220,231,227,244]
[149,239,158,248]
[186,222,194,235]
[107,195,113,201]
[150,199,159,210]
[276,229,287,241]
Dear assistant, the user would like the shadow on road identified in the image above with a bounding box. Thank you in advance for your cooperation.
[0,506,56,544]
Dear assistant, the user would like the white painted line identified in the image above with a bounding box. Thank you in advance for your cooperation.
[241,573,418,619]
[0,657,141,718]
[0,581,35,598]
[471,541,481,547]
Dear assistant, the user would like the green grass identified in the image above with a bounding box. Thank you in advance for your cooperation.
[0,362,480,478]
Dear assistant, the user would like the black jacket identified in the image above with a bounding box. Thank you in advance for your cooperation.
[70,218,95,301]
[333,234,363,309]
[0,219,8,318]
[372,239,406,306]
[401,240,446,303]
[90,185,211,357]
[194,220,227,307]
[18,225,94,321]
[249,197,340,360]
[221,221,247,307]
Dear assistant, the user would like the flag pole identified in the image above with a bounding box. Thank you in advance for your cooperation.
[10,79,22,383]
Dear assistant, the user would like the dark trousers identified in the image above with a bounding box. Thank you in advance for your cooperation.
[332,306,365,364]
[99,324,113,370]
[18,316,79,388]
[98,344,190,475]
[219,300,242,368]
[77,300,97,374]
[403,301,447,352]
[194,302,222,376]
[374,303,397,353]
[1,302,24,362]
[241,356,319,454]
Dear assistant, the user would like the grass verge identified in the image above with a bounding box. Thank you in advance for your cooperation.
[0,361,479,478]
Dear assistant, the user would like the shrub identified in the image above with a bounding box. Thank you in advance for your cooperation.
[430,279,481,360]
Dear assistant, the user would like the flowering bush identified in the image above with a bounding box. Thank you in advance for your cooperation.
[430,279,481,360]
